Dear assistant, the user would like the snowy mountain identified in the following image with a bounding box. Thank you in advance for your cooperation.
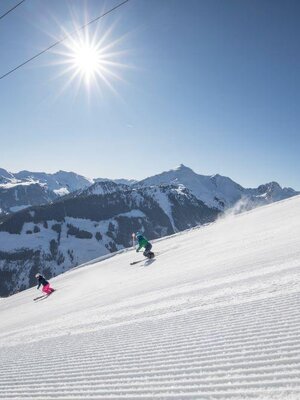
[14,169,94,194]
[0,168,93,214]
[0,168,136,215]
[95,177,137,186]
[139,164,299,210]
[256,181,298,201]
[1,194,300,399]
[1,165,298,216]
[0,183,57,215]
[0,168,15,183]
[77,180,130,196]
[0,184,218,296]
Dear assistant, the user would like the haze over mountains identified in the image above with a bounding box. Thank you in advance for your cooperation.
[0,164,298,297]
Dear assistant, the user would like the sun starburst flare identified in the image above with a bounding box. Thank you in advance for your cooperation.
[51,20,130,98]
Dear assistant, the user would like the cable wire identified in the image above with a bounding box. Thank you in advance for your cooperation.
[0,0,26,21]
[0,0,129,80]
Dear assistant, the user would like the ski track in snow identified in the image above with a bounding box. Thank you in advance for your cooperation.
[1,196,300,399]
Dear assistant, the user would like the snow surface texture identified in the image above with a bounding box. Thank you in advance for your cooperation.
[1,196,300,399]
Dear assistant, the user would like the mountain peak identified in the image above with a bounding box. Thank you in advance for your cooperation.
[0,168,13,179]
[174,164,194,173]
[258,181,282,193]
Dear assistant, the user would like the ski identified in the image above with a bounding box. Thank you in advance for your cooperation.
[130,260,144,265]
[130,254,155,265]
[33,295,48,301]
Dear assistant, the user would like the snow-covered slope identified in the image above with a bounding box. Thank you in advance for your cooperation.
[1,195,300,399]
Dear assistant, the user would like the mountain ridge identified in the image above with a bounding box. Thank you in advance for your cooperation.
[138,164,299,210]
[1,165,298,215]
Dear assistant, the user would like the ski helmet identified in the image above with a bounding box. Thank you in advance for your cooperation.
[136,231,142,238]
[35,273,40,278]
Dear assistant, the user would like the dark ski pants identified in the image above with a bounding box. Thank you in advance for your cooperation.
[143,243,152,258]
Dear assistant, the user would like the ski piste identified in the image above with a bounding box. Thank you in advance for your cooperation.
[2,195,300,399]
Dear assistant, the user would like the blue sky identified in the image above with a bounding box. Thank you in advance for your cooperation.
[0,0,299,189]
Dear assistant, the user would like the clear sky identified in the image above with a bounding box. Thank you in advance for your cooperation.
[0,0,299,189]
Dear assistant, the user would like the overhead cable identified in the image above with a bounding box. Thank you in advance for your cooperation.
[0,0,129,80]
[0,0,26,21]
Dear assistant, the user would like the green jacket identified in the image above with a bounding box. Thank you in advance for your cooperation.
[136,236,149,252]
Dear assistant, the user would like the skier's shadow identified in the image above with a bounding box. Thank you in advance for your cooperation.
[142,258,156,267]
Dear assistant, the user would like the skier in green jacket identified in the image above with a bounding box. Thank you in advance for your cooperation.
[135,232,154,259]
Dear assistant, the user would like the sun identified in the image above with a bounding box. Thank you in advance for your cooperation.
[73,45,99,76]
[71,41,103,85]
[52,23,129,97]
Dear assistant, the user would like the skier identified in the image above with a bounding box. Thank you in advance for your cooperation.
[35,273,55,295]
[135,232,154,259]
